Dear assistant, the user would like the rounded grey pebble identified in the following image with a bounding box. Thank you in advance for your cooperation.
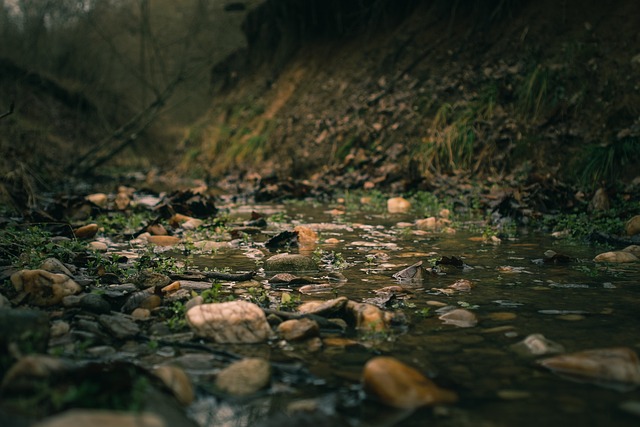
[80,293,112,314]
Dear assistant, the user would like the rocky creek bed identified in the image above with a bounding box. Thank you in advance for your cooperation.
[1,182,640,426]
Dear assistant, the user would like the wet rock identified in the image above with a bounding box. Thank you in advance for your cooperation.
[11,269,82,306]
[32,410,169,427]
[387,197,411,214]
[588,188,610,211]
[264,253,317,272]
[79,293,112,314]
[186,300,272,343]
[593,251,638,263]
[153,365,194,406]
[298,296,349,316]
[626,216,640,236]
[40,258,73,276]
[170,213,203,229]
[347,301,387,332]
[416,217,437,230]
[439,309,478,328]
[1,355,74,389]
[145,235,181,247]
[623,244,640,258]
[73,223,99,239]
[121,290,161,313]
[134,271,172,289]
[362,356,458,409]
[277,318,320,341]
[131,308,151,319]
[620,400,640,418]
[147,223,168,235]
[392,261,428,282]
[85,193,108,207]
[98,313,140,339]
[215,357,271,396]
[448,279,474,291]
[511,333,564,356]
[538,347,640,389]
[293,225,318,247]
[89,241,108,251]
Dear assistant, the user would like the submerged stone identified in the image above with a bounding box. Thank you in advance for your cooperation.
[362,356,457,409]
[438,308,478,328]
[264,253,317,272]
[153,365,194,406]
[538,347,640,389]
[511,333,565,357]
[215,357,271,396]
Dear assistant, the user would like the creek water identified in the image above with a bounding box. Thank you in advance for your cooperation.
[177,202,640,427]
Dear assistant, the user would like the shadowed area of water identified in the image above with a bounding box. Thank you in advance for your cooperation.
[178,202,640,426]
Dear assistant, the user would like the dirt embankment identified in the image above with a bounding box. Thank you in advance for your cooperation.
[182,0,640,197]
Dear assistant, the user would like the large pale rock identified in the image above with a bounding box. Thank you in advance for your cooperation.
[11,269,82,306]
[277,318,319,341]
[362,356,458,409]
[186,301,272,343]
[626,216,640,236]
[594,251,638,263]
[439,308,478,328]
[264,253,317,272]
[215,357,271,396]
[387,197,411,214]
[153,365,194,406]
[538,347,640,388]
[622,245,640,258]
[85,193,108,207]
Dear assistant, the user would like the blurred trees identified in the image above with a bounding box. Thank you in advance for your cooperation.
[0,0,247,162]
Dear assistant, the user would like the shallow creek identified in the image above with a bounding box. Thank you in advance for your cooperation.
[168,202,640,427]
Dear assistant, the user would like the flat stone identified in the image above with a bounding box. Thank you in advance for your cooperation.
[89,241,108,251]
[80,293,112,314]
[439,309,478,328]
[538,347,640,388]
[186,301,272,343]
[98,313,140,339]
[362,356,457,409]
[277,318,319,341]
[215,358,271,396]
[11,269,82,306]
[146,235,181,247]
[594,251,638,263]
[511,333,565,357]
[298,296,348,316]
[264,253,317,272]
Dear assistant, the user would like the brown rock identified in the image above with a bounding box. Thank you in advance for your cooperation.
[73,223,99,239]
[85,193,108,207]
[362,356,458,409]
[622,245,640,258]
[538,347,640,387]
[293,225,318,247]
[387,197,411,214]
[146,235,181,247]
[32,410,165,427]
[89,241,108,251]
[626,216,640,236]
[347,301,387,332]
[594,251,638,263]
[298,296,348,316]
[439,309,478,328]
[11,269,82,306]
[147,223,168,236]
[170,214,203,229]
[153,365,194,406]
[186,301,272,343]
[448,279,474,291]
[416,217,437,231]
[588,188,610,211]
[277,318,320,341]
[215,358,271,396]
[115,191,130,210]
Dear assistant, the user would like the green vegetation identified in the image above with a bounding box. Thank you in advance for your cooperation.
[579,137,640,186]
[0,225,87,269]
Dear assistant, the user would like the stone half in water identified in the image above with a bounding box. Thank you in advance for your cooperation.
[362,356,458,409]
[537,347,640,391]
[392,261,428,283]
